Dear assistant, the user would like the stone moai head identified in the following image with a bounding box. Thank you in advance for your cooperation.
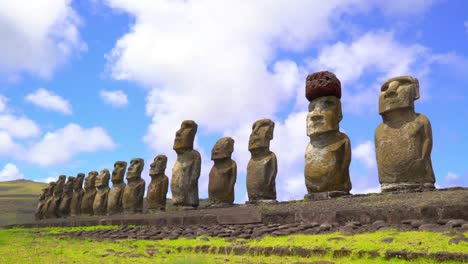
[83,171,98,190]
[64,176,75,192]
[95,169,110,188]
[111,161,127,184]
[305,71,343,137]
[379,76,420,115]
[150,155,167,176]
[126,158,144,180]
[211,137,234,160]
[54,175,66,195]
[173,120,198,154]
[46,182,56,197]
[248,119,275,151]
[73,173,85,190]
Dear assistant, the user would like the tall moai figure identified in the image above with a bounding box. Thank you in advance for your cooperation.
[147,155,169,212]
[107,161,127,215]
[304,71,352,200]
[375,76,435,192]
[208,137,237,206]
[58,176,75,217]
[41,182,56,219]
[35,183,53,220]
[81,171,98,215]
[45,175,66,218]
[246,119,278,204]
[70,173,85,216]
[171,120,201,208]
[122,158,145,214]
[92,169,110,216]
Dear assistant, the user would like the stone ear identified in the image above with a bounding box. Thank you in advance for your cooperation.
[413,77,420,101]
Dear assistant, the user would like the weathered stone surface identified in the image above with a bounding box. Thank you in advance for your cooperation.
[304,72,351,197]
[70,173,85,216]
[45,175,66,218]
[147,155,169,212]
[107,161,127,215]
[305,71,341,101]
[171,120,201,208]
[58,176,75,217]
[208,137,237,205]
[35,182,54,220]
[80,171,98,216]
[123,158,145,214]
[217,212,262,225]
[375,76,435,192]
[93,169,110,216]
[247,119,277,203]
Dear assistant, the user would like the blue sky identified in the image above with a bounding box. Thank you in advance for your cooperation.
[0,0,467,202]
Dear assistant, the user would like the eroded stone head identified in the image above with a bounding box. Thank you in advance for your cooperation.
[46,182,55,197]
[64,176,75,192]
[248,119,275,151]
[126,158,144,180]
[112,161,127,184]
[95,169,110,188]
[173,120,198,153]
[211,137,234,160]
[150,155,167,176]
[84,171,98,190]
[379,76,420,115]
[53,175,66,195]
[307,96,342,137]
[306,71,341,102]
[73,173,85,190]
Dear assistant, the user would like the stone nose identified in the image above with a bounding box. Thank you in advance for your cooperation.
[311,115,323,122]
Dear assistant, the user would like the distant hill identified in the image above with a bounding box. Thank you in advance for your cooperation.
[0,180,46,226]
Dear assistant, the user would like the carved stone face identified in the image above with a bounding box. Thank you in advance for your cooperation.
[307,96,342,137]
[248,119,274,151]
[95,169,110,188]
[150,155,167,176]
[46,182,55,196]
[64,176,75,192]
[379,76,419,115]
[111,161,127,183]
[83,171,98,189]
[73,173,85,190]
[173,120,197,153]
[126,158,144,180]
[211,137,234,160]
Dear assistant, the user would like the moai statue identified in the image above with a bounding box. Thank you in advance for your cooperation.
[208,137,237,206]
[34,184,52,220]
[45,175,66,218]
[70,173,85,216]
[58,176,76,217]
[122,158,145,214]
[80,171,98,215]
[107,161,127,215]
[147,155,169,212]
[246,119,278,204]
[304,71,352,200]
[93,169,110,215]
[375,76,435,192]
[41,182,56,219]
[171,120,201,208]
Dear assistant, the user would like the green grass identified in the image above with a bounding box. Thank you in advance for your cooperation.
[0,227,466,263]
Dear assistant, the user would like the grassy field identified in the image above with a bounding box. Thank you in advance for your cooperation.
[0,180,46,226]
[0,226,466,263]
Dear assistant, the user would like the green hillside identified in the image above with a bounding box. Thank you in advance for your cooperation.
[0,180,46,226]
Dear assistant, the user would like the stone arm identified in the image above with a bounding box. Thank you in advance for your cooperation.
[267,153,278,188]
[419,115,433,161]
[192,151,202,182]
[230,161,237,189]
[137,180,146,200]
[162,176,169,199]
[342,136,352,191]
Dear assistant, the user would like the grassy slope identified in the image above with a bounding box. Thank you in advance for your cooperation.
[0,180,46,226]
[0,226,466,263]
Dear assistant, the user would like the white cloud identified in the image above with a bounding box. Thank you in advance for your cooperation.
[439,171,466,188]
[25,123,116,167]
[0,163,24,181]
[0,131,20,155]
[0,95,7,112]
[0,114,41,138]
[100,89,128,107]
[0,0,86,79]
[37,176,57,184]
[25,88,72,115]
[353,141,376,169]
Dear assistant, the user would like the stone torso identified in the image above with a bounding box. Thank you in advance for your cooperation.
[70,189,84,216]
[304,133,351,193]
[107,183,126,214]
[171,150,201,207]
[81,189,96,215]
[123,180,145,213]
[93,188,109,215]
[247,152,277,201]
[208,160,237,204]
[147,176,169,210]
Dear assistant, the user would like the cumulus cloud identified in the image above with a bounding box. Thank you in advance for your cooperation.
[100,89,128,107]
[25,88,72,114]
[0,95,7,112]
[439,171,466,188]
[0,114,41,138]
[0,0,86,79]
[0,163,24,181]
[25,124,116,167]
[353,141,376,169]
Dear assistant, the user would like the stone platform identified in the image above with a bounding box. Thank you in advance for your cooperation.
[6,187,468,229]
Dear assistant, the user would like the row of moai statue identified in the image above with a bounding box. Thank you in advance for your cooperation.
[35,71,436,219]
